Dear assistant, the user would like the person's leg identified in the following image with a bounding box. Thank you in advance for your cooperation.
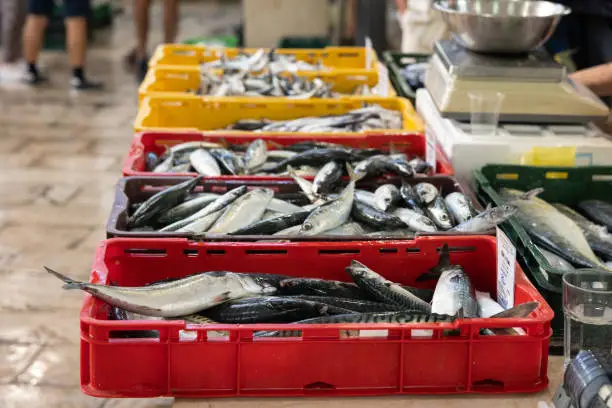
[2,0,28,64]
[64,0,102,89]
[163,0,179,44]
[22,0,52,84]
[132,0,150,80]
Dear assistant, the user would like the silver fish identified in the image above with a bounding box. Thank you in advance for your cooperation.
[345,260,432,312]
[475,291,504,318]
[415,182,439,205]
[501,188,611,270]
[392,208,438,232]
[158,193,220,225]
[176,209,224,234]
[189,149,221,176]
[354,189,377,208]
[272,224,303,236]
[46,268,277,318]
[444,192,479,224]
[534,245,576,273]
[287,165,318,203]
[313,161,342,197]
[451,204,516,233]
[300,164,359,235]
[208,188,274,234]
[323,222,367,236]
[153,154,174,173]
[373,184,401,212]
[244,139,268,173]
[267,198,304,214]
[425,196,454,230]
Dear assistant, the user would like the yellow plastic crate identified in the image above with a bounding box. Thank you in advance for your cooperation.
[138,65,395,102]
[148,44,379,72]
[134,95,424,134]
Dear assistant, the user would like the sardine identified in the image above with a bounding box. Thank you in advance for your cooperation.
[208,188,274,234]
[273,148,357,171]
[312,161,343,197]
[175,209,224,234]
[209,148,244,175]
[323,222,368,236]
[346,260,432,312]
[229,210,311,235]
[46,268,277,318]
[451,204,517,232]
[267,198,304,214]
[501,188,610,270]
[392,208,438,232]
[445,192,478,224]
[244,139,268,173]
[425,196,454,230]
[373,184,401,212]
[189,149,221,176]
[287,165,318,203]
[157,193,220,225]
[415,182,439,205]
[300,164,359,235]
[127,177,202,228]
[351,201,407,230]
[278,277,369,299]
[399,180,424,214]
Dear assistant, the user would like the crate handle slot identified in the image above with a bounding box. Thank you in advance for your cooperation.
[592,174,612,181]
[545,171,569,180]
[303,381,335,390]
[124,248,167,256]
[495,173,519,180]
[163,73,190,80]
[109,329,160,339]
[245,249,288,255]
[161,101,184,107]
[318,249,360,255]
[183,249,199,257]
[436,246,476,253]
[379,248,398,254]
[405,248,421,253]
[206,249,226,255]
[472,379,505,390]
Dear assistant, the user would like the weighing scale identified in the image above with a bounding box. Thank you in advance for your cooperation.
[424,40,610,124]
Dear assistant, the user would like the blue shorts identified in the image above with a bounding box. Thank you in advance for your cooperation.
[29,0,91,17]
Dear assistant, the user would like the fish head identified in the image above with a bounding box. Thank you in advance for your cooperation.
[345,260,377,279]
[416,183,438,204]
[485,204,518,224]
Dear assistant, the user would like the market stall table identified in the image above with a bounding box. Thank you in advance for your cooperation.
[172,356,563,407]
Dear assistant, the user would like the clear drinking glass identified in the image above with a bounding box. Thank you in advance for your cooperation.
[468,91,504,136]
[563,270,612,369]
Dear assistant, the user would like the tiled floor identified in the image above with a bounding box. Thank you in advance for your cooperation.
[0,1,240,407]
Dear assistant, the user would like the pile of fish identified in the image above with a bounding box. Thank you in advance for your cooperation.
[401,62,428,91]
[198,71,376,98]
[200,48,328,74]
[148,139,431,177]
[127,163,514,237]
[228,105,403,133]
[498,188,612,272]
[46,245,539,337]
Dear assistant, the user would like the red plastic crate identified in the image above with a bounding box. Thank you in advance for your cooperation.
[80,236,552,398]
[122,131,455,179]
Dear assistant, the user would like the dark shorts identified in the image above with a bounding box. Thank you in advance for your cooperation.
[29,0,91,17]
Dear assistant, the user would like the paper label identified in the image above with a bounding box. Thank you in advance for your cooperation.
[425,125,437,169]
[375,63,390,96]
[496,227,516,309]
[365,37,374,68]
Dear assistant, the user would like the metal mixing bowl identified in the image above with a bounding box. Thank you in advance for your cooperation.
[434,0,571,54]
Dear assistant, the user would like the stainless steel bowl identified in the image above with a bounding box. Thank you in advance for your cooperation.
[434,0,571,54]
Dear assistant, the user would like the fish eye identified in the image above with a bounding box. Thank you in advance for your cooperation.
[441,215,448,221]
[302,222,313,231]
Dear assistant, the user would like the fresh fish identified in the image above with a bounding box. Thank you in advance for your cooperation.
[153,154,174,173]
[312,161,343,197]
[346,260,432,312]
[490,302,539,318]
[402,286,435,303]
[229,210,311,235]
[244,139,268,173]
[351,201,407,230]
[287,165,318,203]
[157,193,219,225]
[475,290,504,318]
[451,204,517,233]
[425,196,454,230]
[273,148,357,171]
[189,149,221,176]
[267,198,304,214]
[415,182,439,205]
[445,192,478,224]
[323,222,367,236]
[175,209,223,234]
[501,188,610,270]
[535,245,576,273]
[167,141,225,158]
[266,150,297,161]
[578,200,612,231]
[407,157,433,175]
[366,229,414,238]
[203,296,335,323]
[272,224,303,236]
[209,148,244,175]
[289,296,408,313]
[160,186,248,231]
[300,164,359,235]
[169,163,192,173]
[392,208,438,232]
[354,189,377,208]
[208,188,274,234]
[145,152,160,171]
[426,245,478,318]
[554,203,612,262]
[128,177,202,228]
[46,268,277,318]
[399,180,424,214]
[278,277,369,299]
[354,155,414,179]
[373,184,401,212]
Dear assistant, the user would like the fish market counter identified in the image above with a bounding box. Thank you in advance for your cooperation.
[172,356,563,407]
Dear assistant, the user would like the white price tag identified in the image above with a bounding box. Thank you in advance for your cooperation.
[375,63,390,96]
[365,37,374,68]
[425,125,437,169]
[496,227,516,309]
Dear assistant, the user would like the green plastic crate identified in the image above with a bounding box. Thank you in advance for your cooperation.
[382,51,429,102]
[183,35,238,48]
[278,36,330,49]
[474,164,612,353]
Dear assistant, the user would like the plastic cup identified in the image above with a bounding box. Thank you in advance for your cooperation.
[468,91,504,137]
[563,270,612,369]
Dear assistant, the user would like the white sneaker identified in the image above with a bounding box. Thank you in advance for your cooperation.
[0,62,26,83]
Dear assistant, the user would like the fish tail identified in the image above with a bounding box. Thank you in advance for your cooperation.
[345,162,364,182]
[44,266,86,290]
[416,244,450,281]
